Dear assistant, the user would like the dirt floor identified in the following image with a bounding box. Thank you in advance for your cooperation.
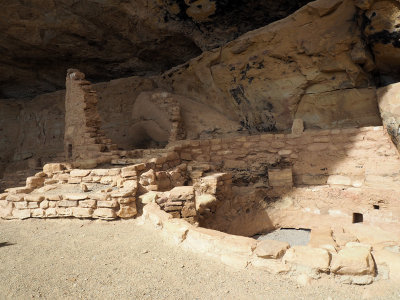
[1,218,399,300]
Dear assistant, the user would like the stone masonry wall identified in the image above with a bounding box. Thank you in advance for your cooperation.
[64,69,117,166]
[170,126,399,190]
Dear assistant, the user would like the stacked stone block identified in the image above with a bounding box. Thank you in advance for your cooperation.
[64,69,117,167]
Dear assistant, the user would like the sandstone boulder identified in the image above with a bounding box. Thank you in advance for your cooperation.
[255,239,290,259]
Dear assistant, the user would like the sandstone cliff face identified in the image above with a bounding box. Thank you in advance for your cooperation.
[0,0,312,99]
[157,0,381,132]
[357,0,400,84]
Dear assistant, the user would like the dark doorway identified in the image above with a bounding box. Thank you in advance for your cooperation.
[353,213,363,223]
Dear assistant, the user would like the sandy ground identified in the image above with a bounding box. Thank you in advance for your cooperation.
[1,219,400,300]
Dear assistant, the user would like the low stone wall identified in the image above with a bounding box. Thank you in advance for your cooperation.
[0,149,184,220]
[142,202,400,285]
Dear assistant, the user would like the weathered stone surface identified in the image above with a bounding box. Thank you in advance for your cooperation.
[25,194,45,202]
[308,229,337,251]
[139,191,161,205]
[251,258,292,274]
[72,207,94,218]
[330,246,375,276]
[6,194,24,202]
[162,218,191,244]
[93,208,117,219]
[268,168,293,188]
[26,176,45,189]
[64,193,88,201]
[373,249,400,282]
[183,226,256,257]
[12,209,31,219]
[117,203,137,219]
[254,239,290,259]
[57,200,78,207]
[31,208,45,218]
[142,203,173,227]
[79,200,97,209]
[69,169,91,177]
[283,246,330,273]
[97,200,118,208]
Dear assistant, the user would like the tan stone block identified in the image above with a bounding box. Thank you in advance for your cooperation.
[373,249,400,282]
[5,187,32,194]
[57,200,78,207]
[14,202,28,209]
[0,201,13,218]
[251,258,291,274]
[34,171,46,178]
[142,203,172,227]
[168,186,194,201]
[25,194,45,202]
[93,208,117,219]
[72,207,93,218]
[139,191,161,205]
[90,168,120,176]
[162,218,190,244]
[89,193,109,201]
[46,194,62,201]
[26,176,45,188]
[56,207,73,216]
[27,202,39,209]
[282,246,330,273]
[121,164,145,177]
[308,228,337,251]
[45,208,57,217]
[65,193,88,200]
[79,200,97,208]
[255,239,290,259]
[183,227,256,257]
[0,193,7,200]
[117,203,137,218]
[327,175,352,186]
[31,208,45,218]
[117,197,135,204]
[291,118,304,135]
[6,194,25,202]
[100,176,114,184]
[39,200,49,209]
[12,209,31,219]
[43,163,65,174]
[111,180,138,197]
[68,177,81,184]
[97,200,118,208]
[268,168,293,187]
[331,246,375,276]
[70,169,91,177]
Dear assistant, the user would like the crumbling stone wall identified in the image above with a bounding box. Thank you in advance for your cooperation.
[65,69,117,166]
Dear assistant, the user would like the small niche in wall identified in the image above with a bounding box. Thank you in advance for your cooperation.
[353,213,363,223]
[373,205,380,210]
